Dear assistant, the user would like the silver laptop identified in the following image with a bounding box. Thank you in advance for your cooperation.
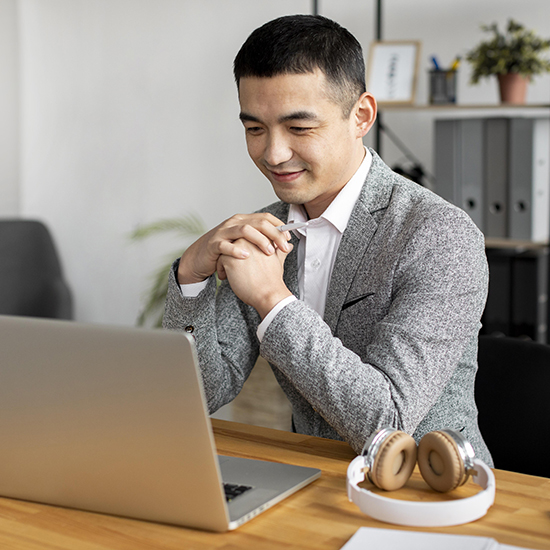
[0,314,320,532]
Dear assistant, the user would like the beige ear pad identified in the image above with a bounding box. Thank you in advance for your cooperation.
[417,431,466,492]
[370,431,417,491]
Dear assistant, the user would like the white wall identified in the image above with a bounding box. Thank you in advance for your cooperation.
[0,0,19,216]
[5,0,550,325]
[17,0,308,325]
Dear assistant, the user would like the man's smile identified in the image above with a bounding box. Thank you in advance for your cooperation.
[269,169,306,183]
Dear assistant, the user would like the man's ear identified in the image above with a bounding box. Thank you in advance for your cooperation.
[353,92,377,138]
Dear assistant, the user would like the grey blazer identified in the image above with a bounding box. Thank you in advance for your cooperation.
[163,150,492,465]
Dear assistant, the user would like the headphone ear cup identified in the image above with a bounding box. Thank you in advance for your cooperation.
[417,431,466,492]
[370,431,417,491]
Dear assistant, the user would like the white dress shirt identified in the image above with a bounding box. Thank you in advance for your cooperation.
[180,148,373,342]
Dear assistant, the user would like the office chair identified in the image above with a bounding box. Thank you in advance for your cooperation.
[476,335,550,478]
[0,219,73,319]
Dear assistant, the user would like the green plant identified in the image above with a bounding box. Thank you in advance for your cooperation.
[129,214,206,327]
[466,19,550,84]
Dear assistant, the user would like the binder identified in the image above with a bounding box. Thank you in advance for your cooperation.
[508,118,534,240]
[435,119,484,231]
[484,118,509,238]
[435,120,459,204]
[531,118,550,242]
[459,119,484,231]
[508,118,550,242]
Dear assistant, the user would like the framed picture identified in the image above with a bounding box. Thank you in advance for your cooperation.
[367,41,421,104]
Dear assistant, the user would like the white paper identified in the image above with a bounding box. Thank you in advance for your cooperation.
[341,528,533,550]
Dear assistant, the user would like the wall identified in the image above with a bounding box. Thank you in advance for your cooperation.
[5,0,550,325]
[16,0,309,325]
[0,0,19,216]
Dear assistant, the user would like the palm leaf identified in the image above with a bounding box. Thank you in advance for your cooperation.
[129,214,206,240]
[130,214,207,327]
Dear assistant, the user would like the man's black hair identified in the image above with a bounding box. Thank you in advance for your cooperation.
[233,14,366,117]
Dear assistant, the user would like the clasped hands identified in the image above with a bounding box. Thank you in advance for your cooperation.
[177,213,294,319]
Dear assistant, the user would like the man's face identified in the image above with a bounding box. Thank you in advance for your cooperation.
[238,70,367,219]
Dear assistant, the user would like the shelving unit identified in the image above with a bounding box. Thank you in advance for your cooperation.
[376,104,550,343]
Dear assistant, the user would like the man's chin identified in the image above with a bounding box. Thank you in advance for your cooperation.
[259,169,311,204]
[271,187,308,206]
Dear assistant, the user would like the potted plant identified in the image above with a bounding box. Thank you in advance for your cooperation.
[465,19,550,104]
[129,214,206,327]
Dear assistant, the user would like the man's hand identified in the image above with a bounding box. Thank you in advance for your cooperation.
[217,238,293,319]
[177,213,292,285]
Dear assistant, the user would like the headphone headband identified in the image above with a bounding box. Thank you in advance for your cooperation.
[347,454,495,527]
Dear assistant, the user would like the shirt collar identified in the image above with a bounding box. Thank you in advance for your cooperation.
[287,147,372,234]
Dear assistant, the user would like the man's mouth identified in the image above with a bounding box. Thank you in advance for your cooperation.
[269,169,306,183]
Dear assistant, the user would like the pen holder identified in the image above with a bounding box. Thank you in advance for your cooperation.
[429,70,457,104]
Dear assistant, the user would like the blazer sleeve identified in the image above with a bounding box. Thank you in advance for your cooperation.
[162,260,261,413]
[259,208,488,453]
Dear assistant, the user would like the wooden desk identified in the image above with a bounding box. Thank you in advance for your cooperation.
[0,419,548,549]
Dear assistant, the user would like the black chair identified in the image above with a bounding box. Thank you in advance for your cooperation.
[476,335,550,478]
[0,219,72,319]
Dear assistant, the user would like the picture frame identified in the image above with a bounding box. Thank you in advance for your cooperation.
[366,41,421,105]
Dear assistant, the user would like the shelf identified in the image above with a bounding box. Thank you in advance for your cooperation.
[485,238,549,251]
[379,104,550,120]
[378,103,550,110]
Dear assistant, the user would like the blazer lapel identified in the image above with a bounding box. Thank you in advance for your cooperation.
[323,150,394,333]
[269,201,300,297]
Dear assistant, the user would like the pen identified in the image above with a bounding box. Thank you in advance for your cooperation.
[450,56,461,71]
[430,56,440,71]
[277,221,309,232]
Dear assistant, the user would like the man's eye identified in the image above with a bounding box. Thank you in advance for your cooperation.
[246,126,263,134]
[291,127,312,133]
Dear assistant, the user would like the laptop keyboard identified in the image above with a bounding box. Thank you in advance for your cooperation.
[223,482,253,502]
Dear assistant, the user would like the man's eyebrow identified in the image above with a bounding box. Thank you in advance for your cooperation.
[239,112,260,123]
[239,111,319,124]
[279,111,318,123]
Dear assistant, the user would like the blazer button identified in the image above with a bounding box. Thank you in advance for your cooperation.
[184,325,194,334]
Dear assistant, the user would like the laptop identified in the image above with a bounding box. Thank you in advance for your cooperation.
[0,314,320,532]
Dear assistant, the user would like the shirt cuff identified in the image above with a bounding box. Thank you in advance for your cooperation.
[256,295,297,342]
[179,278,210,297]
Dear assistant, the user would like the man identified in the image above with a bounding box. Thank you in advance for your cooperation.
[163,15,492,464]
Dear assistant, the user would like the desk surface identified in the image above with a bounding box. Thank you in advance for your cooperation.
[0,419,548,550]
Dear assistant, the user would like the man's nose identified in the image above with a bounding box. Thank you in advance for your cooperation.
[263,131,293,167]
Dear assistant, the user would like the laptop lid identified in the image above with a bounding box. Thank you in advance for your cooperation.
[0,315,320,532]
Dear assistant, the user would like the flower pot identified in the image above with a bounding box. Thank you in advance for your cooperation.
[497,73,529,104]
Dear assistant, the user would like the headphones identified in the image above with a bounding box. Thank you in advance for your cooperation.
[347,427,495,527]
